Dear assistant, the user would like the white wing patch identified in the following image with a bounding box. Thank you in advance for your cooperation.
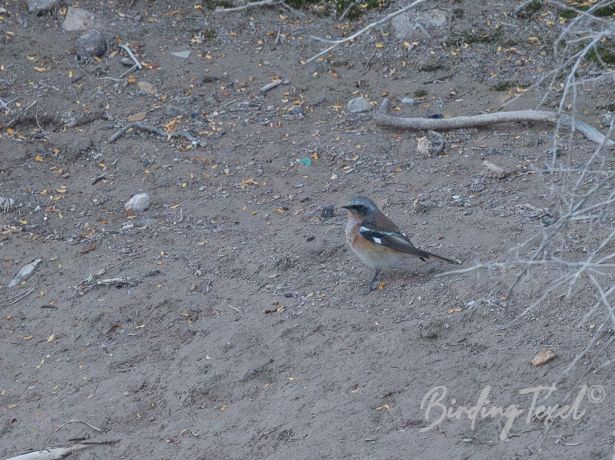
[360,225,398,246]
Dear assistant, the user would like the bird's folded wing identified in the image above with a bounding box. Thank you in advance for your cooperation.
[359,225,428,258]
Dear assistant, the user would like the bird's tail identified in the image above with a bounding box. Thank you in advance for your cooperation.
[418,250,462,265]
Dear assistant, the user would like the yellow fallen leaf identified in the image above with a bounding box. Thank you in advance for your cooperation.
[375,42,385,48]
[137,80,157,96]
[530,348,556,366]
[23,336,33,340]
[34,66,47,72]
[127,111,147,122]
[34,154,44,162]
[447,307,463,313]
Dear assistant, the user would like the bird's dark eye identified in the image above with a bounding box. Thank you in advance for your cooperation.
[355,205,364,211]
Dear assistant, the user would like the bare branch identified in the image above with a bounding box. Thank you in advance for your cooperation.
[304,0,427,64]
[374,98,615,146]
[215,0,282,13]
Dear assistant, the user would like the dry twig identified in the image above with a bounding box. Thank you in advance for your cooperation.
[259,79,283,93]
[6,440,119,460]
[305,0,427,64]
[215,0,282,13]
[108,122,199,144]
[56,419,103,432]
[374,98,614,146]
[118,44,142,70]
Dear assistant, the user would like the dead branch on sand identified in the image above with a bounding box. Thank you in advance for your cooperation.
[6,440,119,460]
[108,122,199,144]
[215,0,282,13]
[305,0,427,64]
[374,98,614,147]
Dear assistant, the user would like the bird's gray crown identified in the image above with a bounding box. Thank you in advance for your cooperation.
[342,196,379,216]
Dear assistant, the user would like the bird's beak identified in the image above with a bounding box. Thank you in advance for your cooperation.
[341,205,351,210]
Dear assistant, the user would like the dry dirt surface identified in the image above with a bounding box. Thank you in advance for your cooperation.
[2,0,615,459]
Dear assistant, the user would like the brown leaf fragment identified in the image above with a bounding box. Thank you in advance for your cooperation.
[530,348,556,366]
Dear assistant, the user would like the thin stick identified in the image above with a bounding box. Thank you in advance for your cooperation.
[0,287,36,308]
[215,0,281,13]
[56,419,103,432]
[304,0,427,64]
[118,44,142,70]
[119,64,138,79]
[227,303,243,314]
[259,79,282,94]
[374,98,614,146]
[5,440,118,460]
[108,122,199,144]
[0,97,17,112]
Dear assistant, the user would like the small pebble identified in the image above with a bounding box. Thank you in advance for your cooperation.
[320,205,335,219]
[346,97,372,114]
[125,193,151,212]
[75,29,107,59]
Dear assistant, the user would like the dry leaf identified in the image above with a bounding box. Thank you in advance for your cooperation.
[47,334,55,342]
[530,348,556,366]
[447,307,463,313]
[137,80,157,95]
[240,178,258,187]
[375,403,390,411]
[127,111,147,122]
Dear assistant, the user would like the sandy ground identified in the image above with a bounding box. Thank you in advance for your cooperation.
[1,0,615,458]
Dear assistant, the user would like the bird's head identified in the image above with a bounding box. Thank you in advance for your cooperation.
[341,196,379,218]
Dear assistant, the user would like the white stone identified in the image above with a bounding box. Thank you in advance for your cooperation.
[346,97,372,114]
[27,0,58,13]
[125,193,151,212]
[391,9,448,41]
[62,7,96,32]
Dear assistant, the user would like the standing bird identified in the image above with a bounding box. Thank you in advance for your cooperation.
[342,196,461,293]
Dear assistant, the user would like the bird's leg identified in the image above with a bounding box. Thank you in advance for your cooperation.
[365,267,382,295]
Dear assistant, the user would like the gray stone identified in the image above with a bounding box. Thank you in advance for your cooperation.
[419,318,447,339]
[62,7,96,32]
[165,105,185,116]
[171,50,191,59]
[346,97,372,114]
[400,97,418,105]
[125,193,151,213]
[289,106,305,119]
[27,0,58,14]
[75,29,107,59]
[391,9,448,41]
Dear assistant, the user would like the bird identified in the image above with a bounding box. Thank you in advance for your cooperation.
[342,196,461,293]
